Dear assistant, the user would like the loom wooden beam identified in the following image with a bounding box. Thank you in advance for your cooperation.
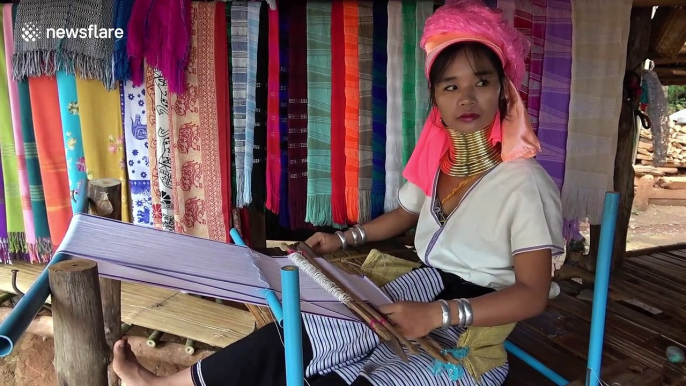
[653,53,686,64]
[49,259,110,386]
[649,6,686,59]
[607,7,652,273]
[88,177,123,386]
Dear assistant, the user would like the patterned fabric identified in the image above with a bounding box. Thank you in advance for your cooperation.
[216,2,233,242]
[266,4,281,214]
[144,66,161,229]
[303,268,508,385]
[277,0,290,227]
[113,0,135,81]
[384,0,403,213]
[252,3,268,209]
[305,1,333,226]
[343,0,360,223]
[357,1,373,223]
[168,2,228,241]
[231,2,248,208]
[75,78,130,223]
[153,69,174,231]
[415,0,433,138]
[243,2,261,207]
[371,0,387,219]
[0,6,26,261]
[525,1,546,132]
[331,0,348,226]
[122,81,153,227]
[536,0,572,190]
[286,0,308,229]
[561,0,632,224]
[401,1,416,165]
[56,71,88,212]
[28,76,72,249]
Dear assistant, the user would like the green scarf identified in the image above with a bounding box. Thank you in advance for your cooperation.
[401,1,416,165]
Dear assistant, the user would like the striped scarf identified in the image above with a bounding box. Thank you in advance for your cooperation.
[231,2,248,208]
[243,2,262,207]
[357,1,373,223]
[265,4,281,214]
[331,1,347,226]
[343,1,360,223]
[401,1,416,165]
[305,2,333,226]
[371,0,387,219]
[384,1,403,213]
[277,0,290,227]
[251,3,268,209]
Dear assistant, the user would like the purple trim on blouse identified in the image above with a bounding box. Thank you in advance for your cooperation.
[396,187,420,215]
[512,244,565,257]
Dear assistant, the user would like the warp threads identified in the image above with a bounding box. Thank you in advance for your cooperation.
[287,251,353,304]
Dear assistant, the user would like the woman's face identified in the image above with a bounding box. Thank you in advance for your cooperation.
[432,48,503,133]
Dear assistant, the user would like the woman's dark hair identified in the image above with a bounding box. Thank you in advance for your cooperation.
[428,42,507,120]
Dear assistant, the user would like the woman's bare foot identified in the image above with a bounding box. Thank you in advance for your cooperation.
[112,337,158,386]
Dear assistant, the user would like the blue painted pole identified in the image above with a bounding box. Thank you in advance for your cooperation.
[0,179,90,357]
[229,228,245,247]
[504,341,568,385]
[586,192,620,386]
[281,266,303,386]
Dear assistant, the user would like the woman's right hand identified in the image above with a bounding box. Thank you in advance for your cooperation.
[304,232,343,256]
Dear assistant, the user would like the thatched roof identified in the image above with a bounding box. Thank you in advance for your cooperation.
[646,4,686,85]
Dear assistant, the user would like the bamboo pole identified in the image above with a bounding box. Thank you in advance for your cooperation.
[49,259,110,386]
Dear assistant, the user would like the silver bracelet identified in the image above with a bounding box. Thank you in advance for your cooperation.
[335,231,347,250]
[354,224,367,244]
[437,299,451,329]
[461,298,474,327]
[349,227,360,247]
[454,299,466,327]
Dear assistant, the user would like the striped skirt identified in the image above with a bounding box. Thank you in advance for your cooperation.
[191,267,508,386]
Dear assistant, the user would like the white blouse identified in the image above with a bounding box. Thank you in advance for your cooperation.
[398,158,564,290]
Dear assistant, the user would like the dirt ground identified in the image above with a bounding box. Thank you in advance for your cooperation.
[1,204,684,385]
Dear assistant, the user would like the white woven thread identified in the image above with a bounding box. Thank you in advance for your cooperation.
[287,252,353,304]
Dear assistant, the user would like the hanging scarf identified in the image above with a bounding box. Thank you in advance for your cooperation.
[371,0,387,219]
[12,0,117,89]
[266,4,281,214]
[0,4,37,261]
[75,78,130,222]
[215,3,232,241]
[402,1,417,165]
[0,155,5,262]
[331,1,347,226]
[536,0,572,190]
[277,0,290,227]
[127,0,191,94]
[231,2,248,208]
[343,0,360,223]
[122,80,153,227]
[168,1,229,241]
[525,1,546,131]
[384,0,403,213]
[152,69,174,231]
[242,2,261,207]
[113,0,135,81]
[56,72,88,212]
[287,0,308,229]
[28,76,72,249]
[251,3,268,209]
[357,1,373,223]
[415,0,433,138]
[225,3,236,212]
[305,1,333,226]
[144,65,162,229]
[561,0,632,224]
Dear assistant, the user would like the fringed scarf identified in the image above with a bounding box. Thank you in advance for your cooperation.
[225,2,237,210]
[153,69,174,231]
[231,2,248,208]
[371,0,387,219]
[265,4,281,214]
[28,76,73,249]
[168,2,228,242]
[0,158,6,262]
[122,80,153,227]
[251,3,268,209]
[331,1,348,226]
[144,65,163,229]
[277,0,290,227]
[287,0,308,229]
[113,0,135,81]
[358,1,373,223]
[305,1,333,227]
[525,1,546,132]
[56,72,88,213]
[401,1,416,165]
[415,0,432,139]
[12,0,117,89]
[215,3,233,242]
[343,0,360,224]
[384,0,403,213]
[243,2,261,207]
[127,0,191,94]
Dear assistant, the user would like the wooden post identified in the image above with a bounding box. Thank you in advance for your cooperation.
[634,174,654,211]
[49,259,110,386]
[88,178,123,386]
[611,7,652,272]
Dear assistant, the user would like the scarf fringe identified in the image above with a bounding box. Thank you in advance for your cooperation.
[561,185,606,225]
[113,47,130,81]
[0,238,7,264]
[289,194,307,230]
[306,194,332,227]
[235,172,245,208]
[358,189,372,223]
[371,193,385,219]
[28,238,54,264]
[12,50,115,90]
[332,190,347,225]
[345,186,359,224]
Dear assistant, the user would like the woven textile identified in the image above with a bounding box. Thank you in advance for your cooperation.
[331,1,347,225]
[371,0,387,219]
[343,0,360,223]
[277,0,290,227]
[357,1,373,223]
[401,1,416,165]
[231,2,248,207]
[384,0,403,213]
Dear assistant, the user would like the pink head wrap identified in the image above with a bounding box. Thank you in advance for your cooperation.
[402,0,541,196]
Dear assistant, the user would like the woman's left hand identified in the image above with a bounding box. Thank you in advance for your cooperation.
[378,301,442,339]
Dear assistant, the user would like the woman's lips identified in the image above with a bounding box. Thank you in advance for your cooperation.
[458,113,480,122]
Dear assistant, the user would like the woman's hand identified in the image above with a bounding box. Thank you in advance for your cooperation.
[304,232,343,255]
[378,301,442,339]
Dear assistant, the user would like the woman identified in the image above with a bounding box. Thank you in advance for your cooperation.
[112,1,563,385]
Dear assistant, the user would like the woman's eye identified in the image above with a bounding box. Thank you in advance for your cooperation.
[444,85,457,91]
[476,80,489,87]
